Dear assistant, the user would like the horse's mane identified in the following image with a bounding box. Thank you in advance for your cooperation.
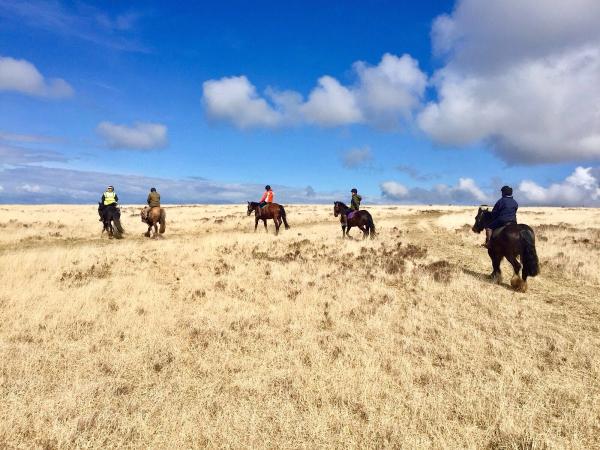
[335,201,349,210]
[477,205,493,224]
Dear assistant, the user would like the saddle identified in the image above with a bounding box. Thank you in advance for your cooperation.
[491,222,515,238]
[347,210,358,220]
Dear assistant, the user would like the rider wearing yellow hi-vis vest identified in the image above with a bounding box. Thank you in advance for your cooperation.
[102,186,118,206]
[99,185,119,221]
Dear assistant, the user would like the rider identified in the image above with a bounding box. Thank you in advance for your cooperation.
[259,185,274,208]
[99,185,118,221]
[343,188,362,226]
[350,188,361,212]
[143,187,161,221]
[484,185,518,248]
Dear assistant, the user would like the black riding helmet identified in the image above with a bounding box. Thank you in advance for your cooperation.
[265,185,271,190]
[501,185,513,196]
[351,188,358,193]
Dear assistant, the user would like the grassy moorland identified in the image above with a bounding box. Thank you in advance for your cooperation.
[0,204,599,449]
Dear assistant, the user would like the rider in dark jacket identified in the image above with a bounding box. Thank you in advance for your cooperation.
[485,185,518,247]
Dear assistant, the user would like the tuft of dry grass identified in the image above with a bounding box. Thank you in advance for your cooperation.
[0,204,599,448]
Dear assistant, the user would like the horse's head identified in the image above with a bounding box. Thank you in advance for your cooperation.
[472,205,490,233]
[333,201,340,217]
[247,201,256,216]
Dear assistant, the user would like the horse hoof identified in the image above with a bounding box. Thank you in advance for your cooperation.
[510,275,520,287]
[511,275,527,292]
[490,273,502,284]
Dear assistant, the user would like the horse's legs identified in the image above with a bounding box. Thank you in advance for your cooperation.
[506,252,526,291]
[145,225,151,237]
[254,216,259,232]
[358,224,368,239]
[263,219,268,233]
[506,253,522,277]
[489,249,503,284]
[274,217,281,235]
[341,225,346,238]
[346,226,352,238]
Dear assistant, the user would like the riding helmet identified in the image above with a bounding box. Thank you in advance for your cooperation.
[351,188,358,193]
[150,187,156,192]
[265,185,271,190]
[501,185,513,196]
[107,185,114,190]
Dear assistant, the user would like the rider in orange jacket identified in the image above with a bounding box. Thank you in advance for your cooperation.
[259,185,274,207]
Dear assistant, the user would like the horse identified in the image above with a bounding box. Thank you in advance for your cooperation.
[333,201,376,239]
[98,203,124,239]
[247,202,290,235]
[141,206,166,238]
[472,205,539,292]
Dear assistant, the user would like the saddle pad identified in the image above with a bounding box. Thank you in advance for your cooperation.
[347,211,357,220]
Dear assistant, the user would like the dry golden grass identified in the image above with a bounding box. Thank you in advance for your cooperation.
[1,204,599,449]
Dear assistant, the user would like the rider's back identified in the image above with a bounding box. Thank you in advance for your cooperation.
[492,196,518,224]
[148,191,161,208]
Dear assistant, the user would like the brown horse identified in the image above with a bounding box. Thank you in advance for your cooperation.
[472,205,539,292]
[247,202,290,235]
[333,201,376,239]
[141,207,166,238]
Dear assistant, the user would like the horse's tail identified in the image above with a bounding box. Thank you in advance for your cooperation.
[366,211,376,238]
[159,208,166,234]
[520,227,539,277]
[279,205,290,229]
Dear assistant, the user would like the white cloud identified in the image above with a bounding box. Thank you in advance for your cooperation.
[0,56,73,98]
[0,1,146,52]
[20,184,41,193]
[0,131,61,143]
[202,76,283,128]
[0,143,67,164]
[341,146,373,169]
[380,181,409,199]
[97,122,168,150]
[0,166,345,204]
[455,177,488,202]
[518,166,600,206]
[353,53,427,128]
[301,76,363,126]
[202,53,426,129]
[381,177,489,204]
[419,0,600,163]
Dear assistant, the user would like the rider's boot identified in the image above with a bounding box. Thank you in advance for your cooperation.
[483,228,492,248]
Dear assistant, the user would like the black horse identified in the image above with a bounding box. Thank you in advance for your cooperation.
[472,206,539,291]
[333,201,376,239]
[98,203,124,239]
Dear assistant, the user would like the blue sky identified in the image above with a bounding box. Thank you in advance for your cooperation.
[1,0,600,205]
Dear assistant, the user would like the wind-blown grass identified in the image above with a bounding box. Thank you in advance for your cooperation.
[0,204,598,448]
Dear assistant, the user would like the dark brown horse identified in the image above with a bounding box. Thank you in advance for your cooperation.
[141,206,166,238]
[333,201,376,239]
[98,203,124,239]
[472,206,539,291]
[247,202,290,235]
